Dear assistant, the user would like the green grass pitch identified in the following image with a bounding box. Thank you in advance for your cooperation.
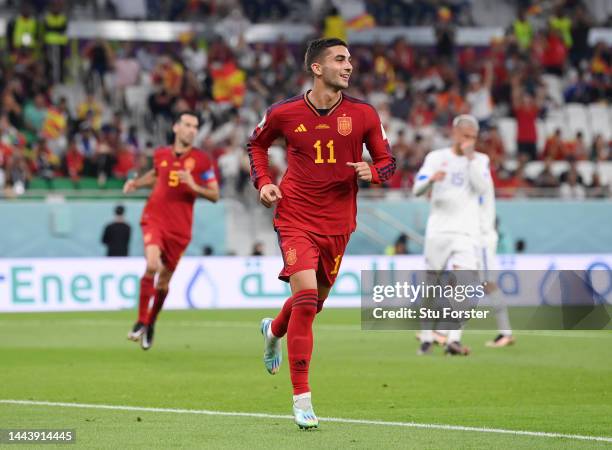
[1,309,611,449]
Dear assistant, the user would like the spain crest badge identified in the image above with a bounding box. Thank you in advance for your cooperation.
[337,116,352,136]
[286,247,297,266]
[184,157,196,171]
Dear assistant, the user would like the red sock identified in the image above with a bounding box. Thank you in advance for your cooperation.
[287,289,318,395]
[147,289,169,325]
[271,295,294,338]
[138,275,155,323]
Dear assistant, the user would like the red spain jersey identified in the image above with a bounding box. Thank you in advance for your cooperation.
[141,146,216,240]
[248,91,396,235]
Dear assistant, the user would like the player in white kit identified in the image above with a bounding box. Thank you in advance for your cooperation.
[413,115,492,356]
[479,182,515,347]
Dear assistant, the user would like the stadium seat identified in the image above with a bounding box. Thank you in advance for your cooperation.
[497,117,517,156]
[543,107,566,138]
[588,104,611,141]
[564,103,592,146]
[541,74,564,107]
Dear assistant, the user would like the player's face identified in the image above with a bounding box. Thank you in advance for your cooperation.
[173,115,199,148]
[453,124,478,150]
[318,46,352,90]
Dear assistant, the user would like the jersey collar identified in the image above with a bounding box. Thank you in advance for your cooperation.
[303,90,343,117]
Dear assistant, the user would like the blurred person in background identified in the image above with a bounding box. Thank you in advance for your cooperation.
[101,205,132,257]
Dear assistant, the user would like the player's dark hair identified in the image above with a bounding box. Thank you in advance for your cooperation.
[304,38,348,74]
[174,110,200,126]
[115,205,125,216]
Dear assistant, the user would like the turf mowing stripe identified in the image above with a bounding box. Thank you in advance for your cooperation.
[2,400,611,443]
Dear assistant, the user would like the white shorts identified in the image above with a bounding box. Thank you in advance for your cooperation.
[424,234,480,271]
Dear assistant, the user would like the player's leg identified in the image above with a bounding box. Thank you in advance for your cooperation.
[128,243,161,341]
[286,268,320,429]
[419,235,451,355]
[141,236,186,351]
[147,266,173,325]
[482,243,515,347]
[261,228,318,375]
[140,266,173,350]
[443,240,479,356]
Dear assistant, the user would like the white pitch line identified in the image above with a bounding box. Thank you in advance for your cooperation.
[1,399,611,444]
[0,319,610,338]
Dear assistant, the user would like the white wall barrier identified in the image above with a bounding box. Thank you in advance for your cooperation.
[1,255,611,312]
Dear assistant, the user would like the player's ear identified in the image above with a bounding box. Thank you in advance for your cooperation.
[310,62,322,76]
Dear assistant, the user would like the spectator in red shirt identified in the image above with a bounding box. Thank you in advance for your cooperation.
[390,37,415,78]
[480,125,506,167]
[563,131,588,161]
[541,28,567,76]
[113,146,136,179]
[64,138,85,184]
[512,75,540,160]
[542,128,565,160]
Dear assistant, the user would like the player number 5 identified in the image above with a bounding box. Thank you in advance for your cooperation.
[314,140,336,164]
[168,170,180,187]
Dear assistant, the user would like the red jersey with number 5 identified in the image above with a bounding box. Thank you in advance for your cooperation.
[141,147,216,240]
[247,91,396,235]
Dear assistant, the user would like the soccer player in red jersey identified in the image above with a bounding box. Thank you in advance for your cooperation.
[123,111,219,350]
[248,38,396,428]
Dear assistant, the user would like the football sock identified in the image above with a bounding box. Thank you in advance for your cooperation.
[138,275,155,324]
[271,295,295,338]
[147,288,169,325]
[287,289,318,395]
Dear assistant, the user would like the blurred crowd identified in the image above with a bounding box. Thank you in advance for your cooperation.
[0,0,610,198]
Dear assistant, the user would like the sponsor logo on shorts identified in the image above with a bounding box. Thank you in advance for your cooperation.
[286,247,297,266]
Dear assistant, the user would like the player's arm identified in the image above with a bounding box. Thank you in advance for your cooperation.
[466,151,492,195]
[178,167,220,203]
[412,153,444,196]
[123,169,156,193]
[247,108,283,207]
[348,108,396,183]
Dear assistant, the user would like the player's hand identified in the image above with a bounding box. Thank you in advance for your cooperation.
[461,141,476,160]
[259,184,282,208]
[431,171,446,182]
[178,170,197,190]
[346,162,372,182]
[123,179,137,194]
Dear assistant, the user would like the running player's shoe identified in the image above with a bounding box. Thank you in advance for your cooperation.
[445,341,470,356]
[486,334,515,348]
[128,322,146,341]
[260,318,282,374]
[141,324,154,350]
[293,394,318,430]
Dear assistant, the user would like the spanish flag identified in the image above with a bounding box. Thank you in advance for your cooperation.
[41,107,66,140]
[346,13,375,30]
[211,61,246,106]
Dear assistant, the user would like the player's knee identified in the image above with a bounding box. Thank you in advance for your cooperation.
[294,302,317,320]
[145,260,161,275]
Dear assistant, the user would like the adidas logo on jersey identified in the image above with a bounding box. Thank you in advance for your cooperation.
[294,124,307,132]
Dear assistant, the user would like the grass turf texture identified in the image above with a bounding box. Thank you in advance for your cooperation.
[1,309,611,449]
